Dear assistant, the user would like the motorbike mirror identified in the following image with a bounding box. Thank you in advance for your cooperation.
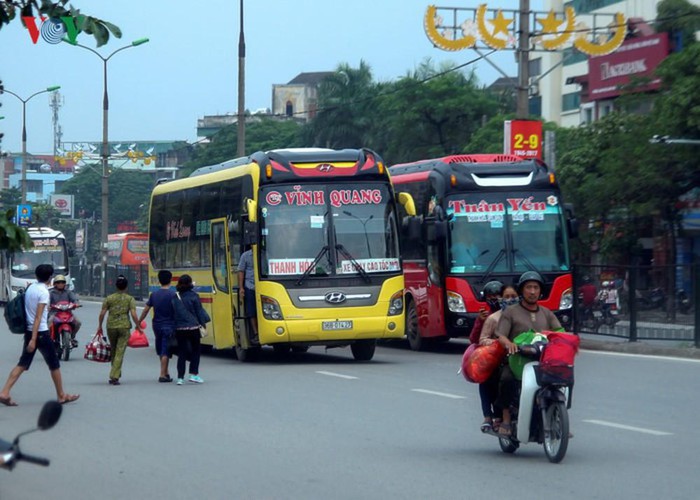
[37,401,62,431]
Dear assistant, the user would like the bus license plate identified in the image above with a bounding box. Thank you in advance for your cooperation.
[322,320,353,331]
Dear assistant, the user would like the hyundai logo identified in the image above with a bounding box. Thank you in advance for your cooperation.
[324,291,346,304]
[317,163,333,173]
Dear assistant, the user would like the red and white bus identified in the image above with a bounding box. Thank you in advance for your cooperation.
[390,154,577,350]
[107,233,149,266]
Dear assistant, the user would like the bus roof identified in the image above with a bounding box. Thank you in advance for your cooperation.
[188,148,389,185]
[27,227,65,238]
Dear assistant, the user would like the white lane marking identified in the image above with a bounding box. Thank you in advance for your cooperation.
[411,389,466,400]
[315,371,358,380]
[583,419,673,436]
[582,350,700,363]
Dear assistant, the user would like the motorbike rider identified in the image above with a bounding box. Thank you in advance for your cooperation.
[49,275,81,348]
[495,271,562,438]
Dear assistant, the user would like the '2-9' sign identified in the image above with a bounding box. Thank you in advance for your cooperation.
[504,120,542,160]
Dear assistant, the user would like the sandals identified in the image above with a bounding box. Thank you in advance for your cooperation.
[0,396,18,407]
[58,394,80,404]
[498,422,512,438]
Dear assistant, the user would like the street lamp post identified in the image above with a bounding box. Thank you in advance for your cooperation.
[1,86,61,203]
[66,38,149,297]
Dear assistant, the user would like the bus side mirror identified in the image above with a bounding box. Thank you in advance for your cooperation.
[243,221,259,246]
[427,220,447,243]
[564,203,578,238]
[397,192,416,217]
[246,198,258,223]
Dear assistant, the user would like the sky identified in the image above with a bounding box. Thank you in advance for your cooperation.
[0,0,543,154]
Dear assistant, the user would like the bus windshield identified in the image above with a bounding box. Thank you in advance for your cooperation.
[260,183,401,277]
[446,191,570,274]
[11,237,69,278]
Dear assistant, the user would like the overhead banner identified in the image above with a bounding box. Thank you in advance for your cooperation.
[50,194,74,218]
[503,120,542,160]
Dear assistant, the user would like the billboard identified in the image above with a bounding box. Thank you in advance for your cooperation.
[588,33,669,101]
[503,120,542,160]
[49,194,74,218]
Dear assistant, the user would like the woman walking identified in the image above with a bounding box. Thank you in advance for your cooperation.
[97,275,142,385]
[172,274,210,385]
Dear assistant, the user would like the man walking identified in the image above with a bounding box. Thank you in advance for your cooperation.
[237,246,258,343]
[0,264,80,406]
[138,269,176,382]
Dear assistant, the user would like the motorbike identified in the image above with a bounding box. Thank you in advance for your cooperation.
[50,301,81,362]
[677,289,691,315]
[483,345,572,463]
[636,287,666,311]
[0,401,62,471]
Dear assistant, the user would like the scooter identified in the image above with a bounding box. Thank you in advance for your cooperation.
[483,345,572,463]
[0,401,62,471]
[50,301,80,362]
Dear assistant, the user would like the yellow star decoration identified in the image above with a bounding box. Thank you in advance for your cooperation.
[489,10,512,36]
[537,9,564,34]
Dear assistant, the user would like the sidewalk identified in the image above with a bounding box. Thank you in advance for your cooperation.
[579,334,700,360]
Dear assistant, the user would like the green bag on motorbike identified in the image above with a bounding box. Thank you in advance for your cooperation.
[508,330,548,380]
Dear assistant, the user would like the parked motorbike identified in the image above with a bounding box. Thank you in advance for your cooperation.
[50,301,81,362]
[482,345,572,463]
[677,289,691,315]
[636,287,666,311]
[0,401,62,471]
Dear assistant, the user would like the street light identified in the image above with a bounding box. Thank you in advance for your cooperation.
[1,85,61,203]
[65,37,149,297]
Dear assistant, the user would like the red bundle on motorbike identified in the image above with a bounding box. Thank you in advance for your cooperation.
[537,331,580,385]
[460,343,478,382]
[464,341,506,384]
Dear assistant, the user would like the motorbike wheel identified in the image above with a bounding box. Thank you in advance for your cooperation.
[543,401,569,463]
[62,331,71,361]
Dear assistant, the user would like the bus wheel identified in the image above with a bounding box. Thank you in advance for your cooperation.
[291,346,309,353]
[406,300,424,351]
[273,344,291,355]
[235,345,257,362]
[351,339,376,361]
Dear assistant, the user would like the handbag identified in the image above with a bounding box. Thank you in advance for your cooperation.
[84,331,112,362]
[128,329,150,348]
[198,325,208,338]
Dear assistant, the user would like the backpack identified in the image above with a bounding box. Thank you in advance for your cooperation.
[4,287,29,334]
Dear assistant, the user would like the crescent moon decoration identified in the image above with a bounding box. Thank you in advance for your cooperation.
[535,6,575,50]
[476,4,514,50]
[574,12,626,56]
[424,5,476,51]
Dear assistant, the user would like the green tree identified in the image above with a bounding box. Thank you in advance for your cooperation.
[305,61,376,149]
[0,1,120,46]
[656,0,700,50]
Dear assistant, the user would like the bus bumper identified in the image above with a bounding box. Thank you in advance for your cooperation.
[259,314,404,344]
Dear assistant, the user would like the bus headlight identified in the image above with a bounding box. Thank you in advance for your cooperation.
[387,291,403,316]
[447,291,466,313]
[261,295,284,320]
[559,288,573,310]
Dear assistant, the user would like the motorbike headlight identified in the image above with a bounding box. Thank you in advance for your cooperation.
[559,288,573,310]
[261,295,284,320]
[447,291,466,313]
[387,291,403,316]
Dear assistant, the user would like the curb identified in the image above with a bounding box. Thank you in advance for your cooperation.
[580,338,700,360]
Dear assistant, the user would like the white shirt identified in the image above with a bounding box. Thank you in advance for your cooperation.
[24,282,50,332]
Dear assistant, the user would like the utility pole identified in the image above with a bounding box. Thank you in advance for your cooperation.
[516,0,530,119]
[237,0,246,157]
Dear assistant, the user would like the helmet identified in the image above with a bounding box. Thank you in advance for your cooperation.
[53,274,67,283]
[517,271,544,291]
[482,280,504,298]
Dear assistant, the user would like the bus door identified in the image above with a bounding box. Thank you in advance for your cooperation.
[210,219,238,348]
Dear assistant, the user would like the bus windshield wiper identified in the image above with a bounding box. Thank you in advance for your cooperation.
[513,248,542,275]
[335,244,371,283]
[296,245,330,286]
[479,248,506,284]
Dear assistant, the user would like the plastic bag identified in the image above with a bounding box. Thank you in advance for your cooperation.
[464,341,506,384]
[127,329,149,348]
[460,343,479,382]
[508,330,548,380]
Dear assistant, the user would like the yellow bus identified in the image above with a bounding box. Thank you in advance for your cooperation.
[147,148,415,361]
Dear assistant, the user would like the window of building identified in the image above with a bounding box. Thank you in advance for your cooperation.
[562,92,581,112]
[529,57,541,77]
[529,96,542,117]
[26,180,43,194]
[562,46,588,66]
[285,101,293,117]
